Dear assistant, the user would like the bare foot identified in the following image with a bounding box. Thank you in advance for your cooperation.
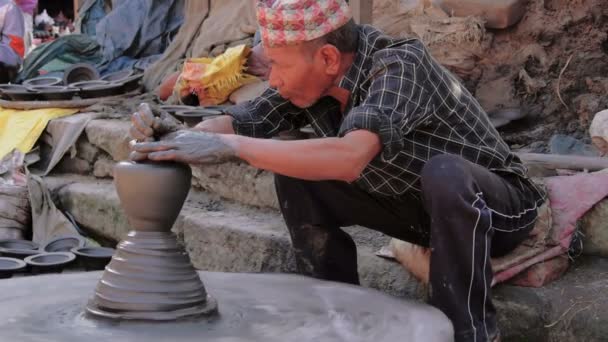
[389,239,431,284]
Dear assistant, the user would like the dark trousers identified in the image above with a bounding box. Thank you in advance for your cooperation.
[274,154,539,342]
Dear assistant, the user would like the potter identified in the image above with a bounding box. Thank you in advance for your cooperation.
[131,1,545,341]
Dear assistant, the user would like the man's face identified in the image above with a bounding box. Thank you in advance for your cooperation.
[265,44,333,108]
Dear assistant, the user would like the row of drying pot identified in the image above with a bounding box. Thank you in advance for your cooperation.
[0,235,115,278]
[0,70,142,102]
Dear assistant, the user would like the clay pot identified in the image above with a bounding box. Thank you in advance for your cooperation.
[63,63,100,84]
[24,252,76,274]
[22,76,62,87]
[0,257,27,278]
[27,85,78,101]
[116,73,143,93]
[101,69,133,83]
[0,84,23,99]
[174,108,223,127]
[0,85,38,101]
[41,235,86,253]
[159,105,195,115]
[78,83,123,98]
[0,248,40,260]
[87,161,217,320]
[0,239,39,250]
[112,161,192,231]
[71,246,114,271]
[0,239,39,259]
[69,80,110,89]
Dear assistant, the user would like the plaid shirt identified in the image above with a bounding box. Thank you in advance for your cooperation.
[226,25,545,203]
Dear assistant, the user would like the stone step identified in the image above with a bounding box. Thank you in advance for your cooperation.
[44,175,424,299]
[53,117,608,258]
[43,174,608,342]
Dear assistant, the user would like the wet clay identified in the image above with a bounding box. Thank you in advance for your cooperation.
[0,271,453,341]
[86,161,217,320]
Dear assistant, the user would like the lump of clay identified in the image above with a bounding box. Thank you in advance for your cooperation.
[431,0,529,29]
[589,109,608,156]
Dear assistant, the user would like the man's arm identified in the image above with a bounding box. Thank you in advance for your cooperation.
[133,129,381,182]
[227,130,381,182]
[194,115,235,134]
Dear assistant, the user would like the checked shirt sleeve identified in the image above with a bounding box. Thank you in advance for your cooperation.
[225,87,306,138]
[339,50,431,162]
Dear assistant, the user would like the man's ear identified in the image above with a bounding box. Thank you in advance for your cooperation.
[318,44,341,76]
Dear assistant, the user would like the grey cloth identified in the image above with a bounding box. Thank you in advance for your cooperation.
[26,172,78,244]
[36,112,103,176]
[95,0,184,68]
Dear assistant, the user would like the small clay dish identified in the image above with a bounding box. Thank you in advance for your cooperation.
[0,257,27,279]
[175,108,223,127]
[78,83,123,98]
[41,235,86,253]
[63,63,100,84]
[1,85,38,101]
[24,252,76,274]
[28,85,79,101]
[115,73,143,93]
[22,76,63,87]
[160,105,195,119]
[71,247,115,271]
[69,80,110,90]
[0,239,39,250]
[0,248,40,260]
[0,84,24,99]
[101,69,133,83]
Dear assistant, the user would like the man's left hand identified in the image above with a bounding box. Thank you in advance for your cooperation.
[131,130,237,165]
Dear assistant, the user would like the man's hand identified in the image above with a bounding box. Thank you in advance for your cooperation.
[129,103,182,142]
[131,130,237,165]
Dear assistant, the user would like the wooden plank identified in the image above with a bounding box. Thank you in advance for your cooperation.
[350,0,373,25]
[516,153,608,171]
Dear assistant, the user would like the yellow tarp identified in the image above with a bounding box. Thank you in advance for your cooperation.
[173,44,258,105]
[0,107,78,159]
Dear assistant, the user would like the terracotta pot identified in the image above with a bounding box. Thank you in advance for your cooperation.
[0,239,38,250]
[22,76,62,87]
[63,63,100,84]
[101,69,133,83]
[71,246,114,271]
[112,161,191,231]
[0,257,27,278]
[41,235,86,253]
[174,108,223,127]
[24,252,76,274]
[27,85,78,101]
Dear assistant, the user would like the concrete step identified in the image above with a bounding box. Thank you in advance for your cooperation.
[43,174,608,342]
[49,117,608,258]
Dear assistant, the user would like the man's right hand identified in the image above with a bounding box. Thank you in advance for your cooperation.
[129,103,182,142]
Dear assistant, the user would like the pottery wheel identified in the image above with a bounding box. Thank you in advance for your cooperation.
[0,271,453,342]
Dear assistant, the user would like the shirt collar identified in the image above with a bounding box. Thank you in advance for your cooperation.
[338,26,367,94]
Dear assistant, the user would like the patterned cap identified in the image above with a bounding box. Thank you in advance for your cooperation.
[256,0,352,48]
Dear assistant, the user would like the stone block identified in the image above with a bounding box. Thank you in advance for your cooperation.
[85,119,131,162]
[93,157,116,179]
[432,0,528,29]
[54,156,91,175]
[191,162,278,209]
[75,138,100,163]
